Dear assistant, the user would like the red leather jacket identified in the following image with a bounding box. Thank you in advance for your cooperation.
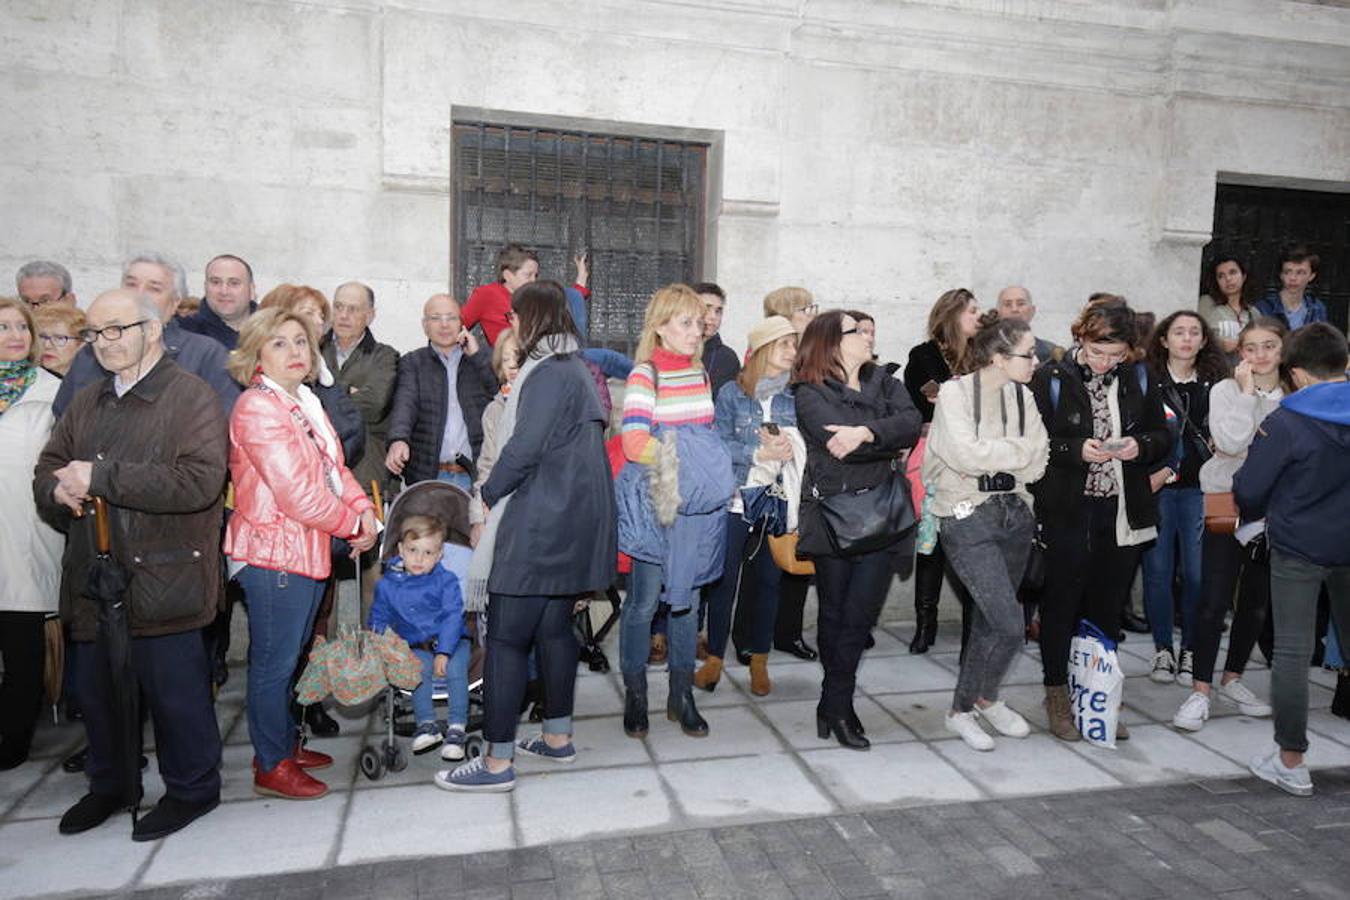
[224,382,373,580]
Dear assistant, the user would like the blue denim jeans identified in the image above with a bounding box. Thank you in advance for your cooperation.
[1326,617,1345,670]
[482,594,578,759]
[705,513,782,657]
[411,639,471,726]
[621,559,696,675]
[436,469,473,492]
[1142,486,1203,651]
[236,565,324,772]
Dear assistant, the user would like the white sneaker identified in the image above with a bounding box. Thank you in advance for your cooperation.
[1249,748,1313,797]
[411,721,444,755]
[945,711,995,751]
[1176,649,1195,688]
[440,725,467,761]
[1218,680,1272,717]
[975,701,1030,738]
[1150,647,1177,684]
[1172,691,1210,732]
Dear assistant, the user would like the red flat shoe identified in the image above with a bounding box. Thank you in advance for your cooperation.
[253,758,328,800]
[293,743,332,770]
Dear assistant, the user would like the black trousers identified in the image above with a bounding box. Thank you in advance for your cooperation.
[482,594,578,752]
[814,549,893,716]
[1192,530,1271,685]
[1038,497,1142,686]
[73,628,222,803]
[0,611,46,763]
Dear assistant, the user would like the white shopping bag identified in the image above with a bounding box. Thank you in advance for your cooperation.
[1068,620,1125,748]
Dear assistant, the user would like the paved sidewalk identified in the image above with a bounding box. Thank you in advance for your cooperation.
[120,766,1350,899]
[2,621,1347,899]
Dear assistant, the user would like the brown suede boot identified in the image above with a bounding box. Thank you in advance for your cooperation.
[1044,685,1081,742]
[694,656,723,692]
[749,653,772,696]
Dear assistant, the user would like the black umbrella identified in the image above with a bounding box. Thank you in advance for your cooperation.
[87,497,140,823]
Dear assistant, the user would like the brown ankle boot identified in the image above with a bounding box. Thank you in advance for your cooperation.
[1044,685,1081,742]
[694,656,723,692]
[749,653,772,696]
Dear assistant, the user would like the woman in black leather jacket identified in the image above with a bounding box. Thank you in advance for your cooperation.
[795,310,921,750]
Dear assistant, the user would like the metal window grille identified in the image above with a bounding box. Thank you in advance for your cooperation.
[451,121,709,356]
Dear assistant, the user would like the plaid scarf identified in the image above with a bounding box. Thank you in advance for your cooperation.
[0,359,37,413]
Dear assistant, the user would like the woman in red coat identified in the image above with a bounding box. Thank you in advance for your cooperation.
[224,308,377,799]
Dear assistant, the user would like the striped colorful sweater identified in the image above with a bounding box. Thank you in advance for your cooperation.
[622,347,715,464]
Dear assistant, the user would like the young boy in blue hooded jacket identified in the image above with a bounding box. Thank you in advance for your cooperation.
[1235,322,1350,798]
[368,514,472,759]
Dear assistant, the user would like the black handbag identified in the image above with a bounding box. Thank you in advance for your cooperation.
[1021,530,1047,593]
[811,468,916,557]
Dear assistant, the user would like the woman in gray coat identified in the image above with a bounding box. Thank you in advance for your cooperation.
[438,281,616,793]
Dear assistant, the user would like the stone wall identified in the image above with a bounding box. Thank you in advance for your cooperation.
[3,0,1348,360]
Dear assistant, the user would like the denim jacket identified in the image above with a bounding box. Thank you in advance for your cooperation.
[714,380,797,488]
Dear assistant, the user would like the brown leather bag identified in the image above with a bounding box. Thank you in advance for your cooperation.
[1204,492,1238,535]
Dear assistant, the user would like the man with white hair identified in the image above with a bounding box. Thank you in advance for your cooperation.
[53,252,239,417]
[16,260,78,309]
[34,288,228,841]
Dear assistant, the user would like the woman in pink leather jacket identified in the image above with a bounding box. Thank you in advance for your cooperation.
[224,308,377,800]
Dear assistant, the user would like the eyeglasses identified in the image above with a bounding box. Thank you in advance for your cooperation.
[423,315,460,325]
[79,320,150,343]
[25,291,68,309]
[1007,351,1038,361]
[840,327,860,336]
[38,332,78,347]
[1083,344,1129,365]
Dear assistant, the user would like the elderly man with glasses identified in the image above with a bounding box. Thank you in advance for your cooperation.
[34,288,228,842]
[16,260,79,310]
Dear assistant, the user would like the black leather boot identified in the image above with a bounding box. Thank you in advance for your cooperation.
[304,703,340,737]
[909,552,942,654]
[1333,671,1349,720]
[666,669,709,737]
[817,711,869,751]
[622,672,649,739]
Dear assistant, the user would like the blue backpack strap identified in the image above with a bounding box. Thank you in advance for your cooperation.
[1135,362,1149,396]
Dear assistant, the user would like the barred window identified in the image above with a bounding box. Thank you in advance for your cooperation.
[451,120,709,356]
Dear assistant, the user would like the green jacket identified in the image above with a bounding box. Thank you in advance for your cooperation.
[322,328,400,498]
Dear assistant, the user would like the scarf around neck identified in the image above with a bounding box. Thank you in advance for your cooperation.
[0,359,37,413]
[464,332,580,610]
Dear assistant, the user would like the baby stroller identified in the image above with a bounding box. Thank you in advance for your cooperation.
[359,480,487,780]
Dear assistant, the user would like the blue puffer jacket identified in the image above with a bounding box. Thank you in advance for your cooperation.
[367,557,465,652]
[615,423,735,611]
[715,379,797,488]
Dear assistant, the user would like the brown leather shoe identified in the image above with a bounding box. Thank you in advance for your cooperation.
[694,655,723,692]
[749,653,772,697]
[254,758,328,800]
[1044,685,1081,742]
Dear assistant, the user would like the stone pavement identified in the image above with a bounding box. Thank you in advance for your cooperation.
[2,621,1347,900]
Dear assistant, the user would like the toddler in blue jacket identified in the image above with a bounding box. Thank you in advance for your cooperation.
[368,514,472,759]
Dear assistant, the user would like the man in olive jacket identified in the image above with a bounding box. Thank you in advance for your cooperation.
[33,289,228,843]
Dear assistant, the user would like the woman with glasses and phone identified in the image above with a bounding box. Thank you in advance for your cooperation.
[32,305,87,378]
[902,289,981,655]
[794,310,921,749]
[924,311,1048,751]
[757,287,821,662]
[1029,301,1170,743]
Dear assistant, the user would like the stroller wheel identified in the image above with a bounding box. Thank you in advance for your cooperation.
[464,735,484,760]
[359,746,384,781]
[386,742,408,773]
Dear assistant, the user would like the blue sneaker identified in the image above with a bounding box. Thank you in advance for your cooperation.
[516,734,577,764]
[411,721,443,755]
[434,757,515,793]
